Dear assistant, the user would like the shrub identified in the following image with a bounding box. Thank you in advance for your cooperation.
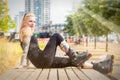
[0,38,22,74]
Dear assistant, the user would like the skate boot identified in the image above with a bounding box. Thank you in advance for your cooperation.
[92,54,114,74]
[60,40,92,67]
[67,49,92,67]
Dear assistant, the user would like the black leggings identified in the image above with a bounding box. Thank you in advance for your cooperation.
[27,33,72,68]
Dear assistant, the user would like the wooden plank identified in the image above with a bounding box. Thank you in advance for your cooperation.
[57,68,68,80]
[81,69,111,80]
[72,67,90,80]
[0,69,27,80]
[65,67,80,80]
[25,69,42,80]
[1,68,117,80]
[37,69,49,80]
[48,68,58,80]
[0,69,16,80]
[9,69,27,80]
[15,69,34,80]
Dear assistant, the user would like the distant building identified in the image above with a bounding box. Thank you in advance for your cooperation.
[25,0,50,31]
[14,11,25,32]
[25,0,34,13]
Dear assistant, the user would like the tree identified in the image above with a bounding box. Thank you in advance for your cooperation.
[72,12,90,46]
[0,0,16,32]
[83,0,120,34]
[82,0,118,51]
[65,0,119,51]
[0,0,6,32]
[64,15,75,36]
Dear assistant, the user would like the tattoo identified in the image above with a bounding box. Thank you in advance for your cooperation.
[21,28,32,57]
[22,34,31,57]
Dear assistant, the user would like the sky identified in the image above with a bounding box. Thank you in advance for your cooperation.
[8,0,80,24]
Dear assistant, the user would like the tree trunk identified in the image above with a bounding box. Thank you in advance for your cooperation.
[106,35,108,52]
[94,36,96,49]
[86,36,88,47]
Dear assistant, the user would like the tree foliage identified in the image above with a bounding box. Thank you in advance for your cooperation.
[65,0,120,36]
[65,0,120,50]
[64,15,75,36]
[0,0,16,32]
[83,0,120,33]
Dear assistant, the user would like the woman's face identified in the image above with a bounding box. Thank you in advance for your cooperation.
[23,16,36,31]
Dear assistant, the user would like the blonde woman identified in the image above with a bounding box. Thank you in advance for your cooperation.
[18,13,35,68]
[18,13,114,74]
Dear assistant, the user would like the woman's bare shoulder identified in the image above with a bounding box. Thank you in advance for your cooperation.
[21,27,32,35]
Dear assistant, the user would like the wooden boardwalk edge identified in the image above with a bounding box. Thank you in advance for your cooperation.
[0,67,116,80]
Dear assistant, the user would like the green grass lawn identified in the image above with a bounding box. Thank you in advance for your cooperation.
[38,43,46,50]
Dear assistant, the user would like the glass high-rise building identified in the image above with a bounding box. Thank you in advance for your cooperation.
[25,0,34,13]
[25,0,50,30]
[43,0,50,24]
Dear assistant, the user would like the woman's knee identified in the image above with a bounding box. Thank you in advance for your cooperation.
[52,33,61,37]
[52,33,64,44]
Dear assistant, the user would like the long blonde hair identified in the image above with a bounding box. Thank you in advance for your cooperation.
[19,13,35,41]
[20,13,35,31]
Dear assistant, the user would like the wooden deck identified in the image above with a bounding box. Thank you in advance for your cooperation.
[0,67,113,80]
[0,47,120,80]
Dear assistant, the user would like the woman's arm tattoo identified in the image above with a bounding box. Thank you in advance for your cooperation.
[23,35,31,56]
[22,32,31,57]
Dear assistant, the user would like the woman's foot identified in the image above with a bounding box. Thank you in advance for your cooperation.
[92,54,114,74]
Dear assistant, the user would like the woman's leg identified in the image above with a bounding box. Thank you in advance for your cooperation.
[42,33,64,67]
[51,57,73,68]
[82,54,114,74]
[59,40,92,67]
[42,33,91,68]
